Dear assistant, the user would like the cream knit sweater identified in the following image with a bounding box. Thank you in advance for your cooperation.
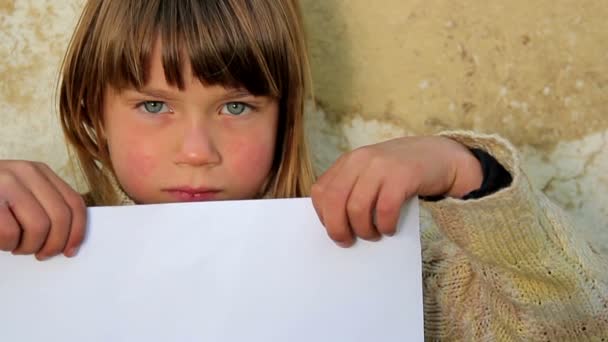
[107,131,608,341]
[421,132,608,340]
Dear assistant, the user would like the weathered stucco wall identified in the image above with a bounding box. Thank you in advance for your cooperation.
[1,0,607,250]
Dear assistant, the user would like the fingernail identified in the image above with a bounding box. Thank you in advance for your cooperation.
[65,247,80,258]
[337,241,351,248]
[36,255,50,262]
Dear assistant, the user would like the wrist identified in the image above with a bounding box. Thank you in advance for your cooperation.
[447,147,484,198]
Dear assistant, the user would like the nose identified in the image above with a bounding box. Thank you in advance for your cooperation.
[174,121,221,167]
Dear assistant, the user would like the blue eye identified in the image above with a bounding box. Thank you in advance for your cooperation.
[139,101,170,114]
[222,102,251,116]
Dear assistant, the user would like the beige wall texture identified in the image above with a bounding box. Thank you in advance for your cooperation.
[1,1,607,251]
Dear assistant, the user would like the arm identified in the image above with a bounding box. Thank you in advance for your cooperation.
[422,131,608,340]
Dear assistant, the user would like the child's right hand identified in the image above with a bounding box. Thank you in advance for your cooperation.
[0,161,86,260]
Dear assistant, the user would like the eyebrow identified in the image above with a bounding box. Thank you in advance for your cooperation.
[132,87,258,102]
[222,88,259,100]
[134,88,180,101]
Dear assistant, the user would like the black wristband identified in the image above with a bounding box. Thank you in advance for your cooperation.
[461,148,512,200]
[420,148,513,202]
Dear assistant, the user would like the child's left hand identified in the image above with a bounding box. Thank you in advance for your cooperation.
[311,136,483,247]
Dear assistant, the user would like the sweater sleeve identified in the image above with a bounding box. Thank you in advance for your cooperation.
[420,131,608,341]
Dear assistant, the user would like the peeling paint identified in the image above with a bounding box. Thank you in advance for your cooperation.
[302,0,608,149]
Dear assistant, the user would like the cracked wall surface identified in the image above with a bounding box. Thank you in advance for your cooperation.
[1,0,607,251]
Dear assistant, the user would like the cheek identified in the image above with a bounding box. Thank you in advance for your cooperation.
[124,147,157,177]
[224,131,275,179]
[109,139,159,195]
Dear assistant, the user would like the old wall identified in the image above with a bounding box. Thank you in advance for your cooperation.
[1,0,607,250]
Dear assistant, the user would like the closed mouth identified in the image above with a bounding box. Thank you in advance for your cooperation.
[163,187,221,202]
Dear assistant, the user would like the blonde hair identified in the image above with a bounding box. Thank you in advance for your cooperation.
[59,0,315,205]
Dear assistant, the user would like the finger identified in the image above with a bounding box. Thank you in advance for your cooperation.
[346,167,383,241]
[29,202,71,260]
[312,153,351,226]
[38,164,86,257]
[22,165,74,260]
[374,176,413,237]
[0,202,21,252]
[310,187,325,226]
[318,160,362,248]
[4,184,50,254]
[8,164,67,257]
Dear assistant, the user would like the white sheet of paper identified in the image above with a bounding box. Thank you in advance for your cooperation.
[0,197,423,341]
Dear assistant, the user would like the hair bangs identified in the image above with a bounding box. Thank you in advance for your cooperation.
[100,0,286,99]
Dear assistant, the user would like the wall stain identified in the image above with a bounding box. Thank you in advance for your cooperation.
[302,0,608,151]
[0,0,16,14]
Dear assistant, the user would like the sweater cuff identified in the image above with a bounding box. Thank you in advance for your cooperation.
[423,131,546,264]
[462,148,512,200]
[420,132,514,202]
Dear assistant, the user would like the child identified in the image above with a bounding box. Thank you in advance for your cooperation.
[0,0,606,340]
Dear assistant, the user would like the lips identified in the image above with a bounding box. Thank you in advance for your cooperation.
[163,187,221,202]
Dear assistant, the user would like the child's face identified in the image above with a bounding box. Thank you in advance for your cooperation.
[102,41,278,204]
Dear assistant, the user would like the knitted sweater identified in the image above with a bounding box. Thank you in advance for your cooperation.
[421,131,608,340]
[108,131,608,341]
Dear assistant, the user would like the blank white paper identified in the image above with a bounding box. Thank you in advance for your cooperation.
[0,197,423,341]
